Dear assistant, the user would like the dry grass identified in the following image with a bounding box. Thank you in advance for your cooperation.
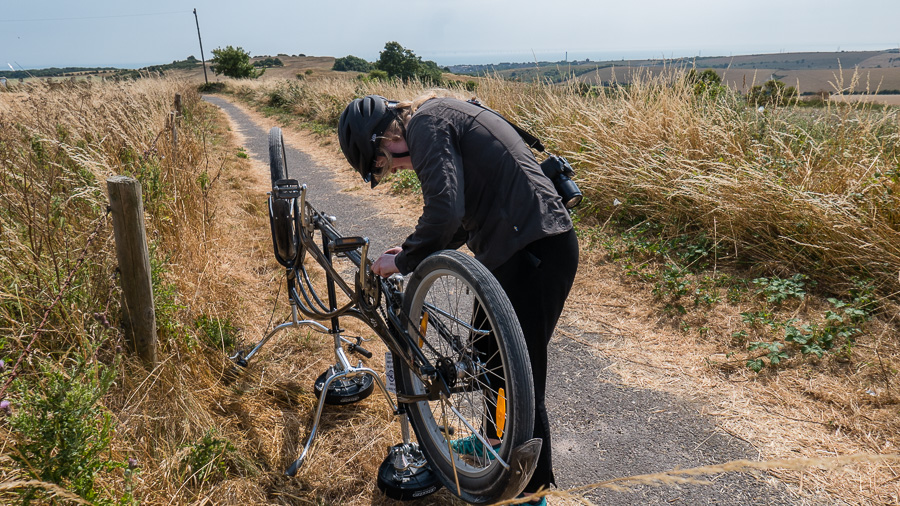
[0,77,289,504]
[217,73,900,504]
[226,71,900,296]
[0,77,456,505]
[2,70,900,505]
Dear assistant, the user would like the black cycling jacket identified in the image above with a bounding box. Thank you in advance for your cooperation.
[393,98,572,274]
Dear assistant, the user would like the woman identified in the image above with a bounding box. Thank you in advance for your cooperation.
[338,92,579,505]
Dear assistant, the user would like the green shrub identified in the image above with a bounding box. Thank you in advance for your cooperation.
[252,57,283,68]
[361,69,389,82]
[389,169,422,194]
[8,358,122,503]
[180,429,237,486]
[747,79,799,106]
[195,314,239,351]
[687,69,727,98]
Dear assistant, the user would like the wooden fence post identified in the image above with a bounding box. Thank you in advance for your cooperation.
[107,176,158,366]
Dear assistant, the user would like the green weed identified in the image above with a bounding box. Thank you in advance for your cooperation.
[180,429,238,486]
[389,169,422,194]
[740,278,876,371]
[8,356,125,503]
[752,274,814,305]
[195,314,239,352]
[747,341,789,371]
[149,243,184,341]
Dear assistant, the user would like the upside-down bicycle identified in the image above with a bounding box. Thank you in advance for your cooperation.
[230,127,540,504]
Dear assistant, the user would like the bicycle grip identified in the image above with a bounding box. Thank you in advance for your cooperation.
[349,343,373,359]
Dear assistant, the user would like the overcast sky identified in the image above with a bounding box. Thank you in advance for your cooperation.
[2,0,898,69]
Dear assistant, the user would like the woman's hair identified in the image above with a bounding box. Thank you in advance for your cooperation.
[377,89,470,170]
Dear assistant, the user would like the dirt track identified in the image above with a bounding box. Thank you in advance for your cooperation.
[203,95,812,505]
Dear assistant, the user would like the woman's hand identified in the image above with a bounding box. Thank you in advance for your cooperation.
[372,247,402,277]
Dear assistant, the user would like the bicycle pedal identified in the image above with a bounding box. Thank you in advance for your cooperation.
[330,236,367,253]
[273,179,301,198]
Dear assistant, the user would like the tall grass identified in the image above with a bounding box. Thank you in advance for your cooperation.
[230,72,900,299]
[0,77,245,503]
[216,73,900,504]
[3,71,894,503]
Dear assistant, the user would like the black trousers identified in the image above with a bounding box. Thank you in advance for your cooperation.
[490,228,579,492]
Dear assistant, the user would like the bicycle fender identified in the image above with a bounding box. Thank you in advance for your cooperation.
[447,438,543,504]
[497,438,543,501]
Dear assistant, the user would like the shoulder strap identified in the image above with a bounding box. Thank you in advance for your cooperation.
[467,98,545,152]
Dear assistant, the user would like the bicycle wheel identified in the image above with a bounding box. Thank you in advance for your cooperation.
[397,250,534,504]
[268,127,297,266]
[269,126,288,184]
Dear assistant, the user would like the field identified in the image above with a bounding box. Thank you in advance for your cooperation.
[455,49,900,101]
[572,66,900,95]
[1,62,900,505]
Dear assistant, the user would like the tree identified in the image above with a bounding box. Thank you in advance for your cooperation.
[333,55,373,72]
[418,60,444,83]
[210,46,262,79]
[376,42,420,81]
[375,41,442,84]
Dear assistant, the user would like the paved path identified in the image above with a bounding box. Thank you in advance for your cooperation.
[203,95,806,505]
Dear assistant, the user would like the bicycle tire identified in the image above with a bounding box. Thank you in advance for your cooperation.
[268,127,297,265]
[269,126,288,185]
[397,250,534,504]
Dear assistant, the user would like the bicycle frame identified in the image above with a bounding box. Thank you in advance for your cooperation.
[278,179,450,397]
[232,179,489,475]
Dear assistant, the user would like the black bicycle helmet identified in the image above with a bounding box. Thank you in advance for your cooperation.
[338,95,397,188]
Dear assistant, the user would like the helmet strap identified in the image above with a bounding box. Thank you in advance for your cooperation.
[372,113,397,144]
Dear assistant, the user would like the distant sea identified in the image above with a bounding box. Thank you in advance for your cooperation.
[16,61,165,70]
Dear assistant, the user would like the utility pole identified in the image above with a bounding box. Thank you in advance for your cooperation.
[193,8,209,85]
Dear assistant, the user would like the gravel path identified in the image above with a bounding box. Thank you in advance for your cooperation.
[203,95,807,505]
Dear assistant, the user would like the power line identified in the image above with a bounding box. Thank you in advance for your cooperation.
[0,10,191,23]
